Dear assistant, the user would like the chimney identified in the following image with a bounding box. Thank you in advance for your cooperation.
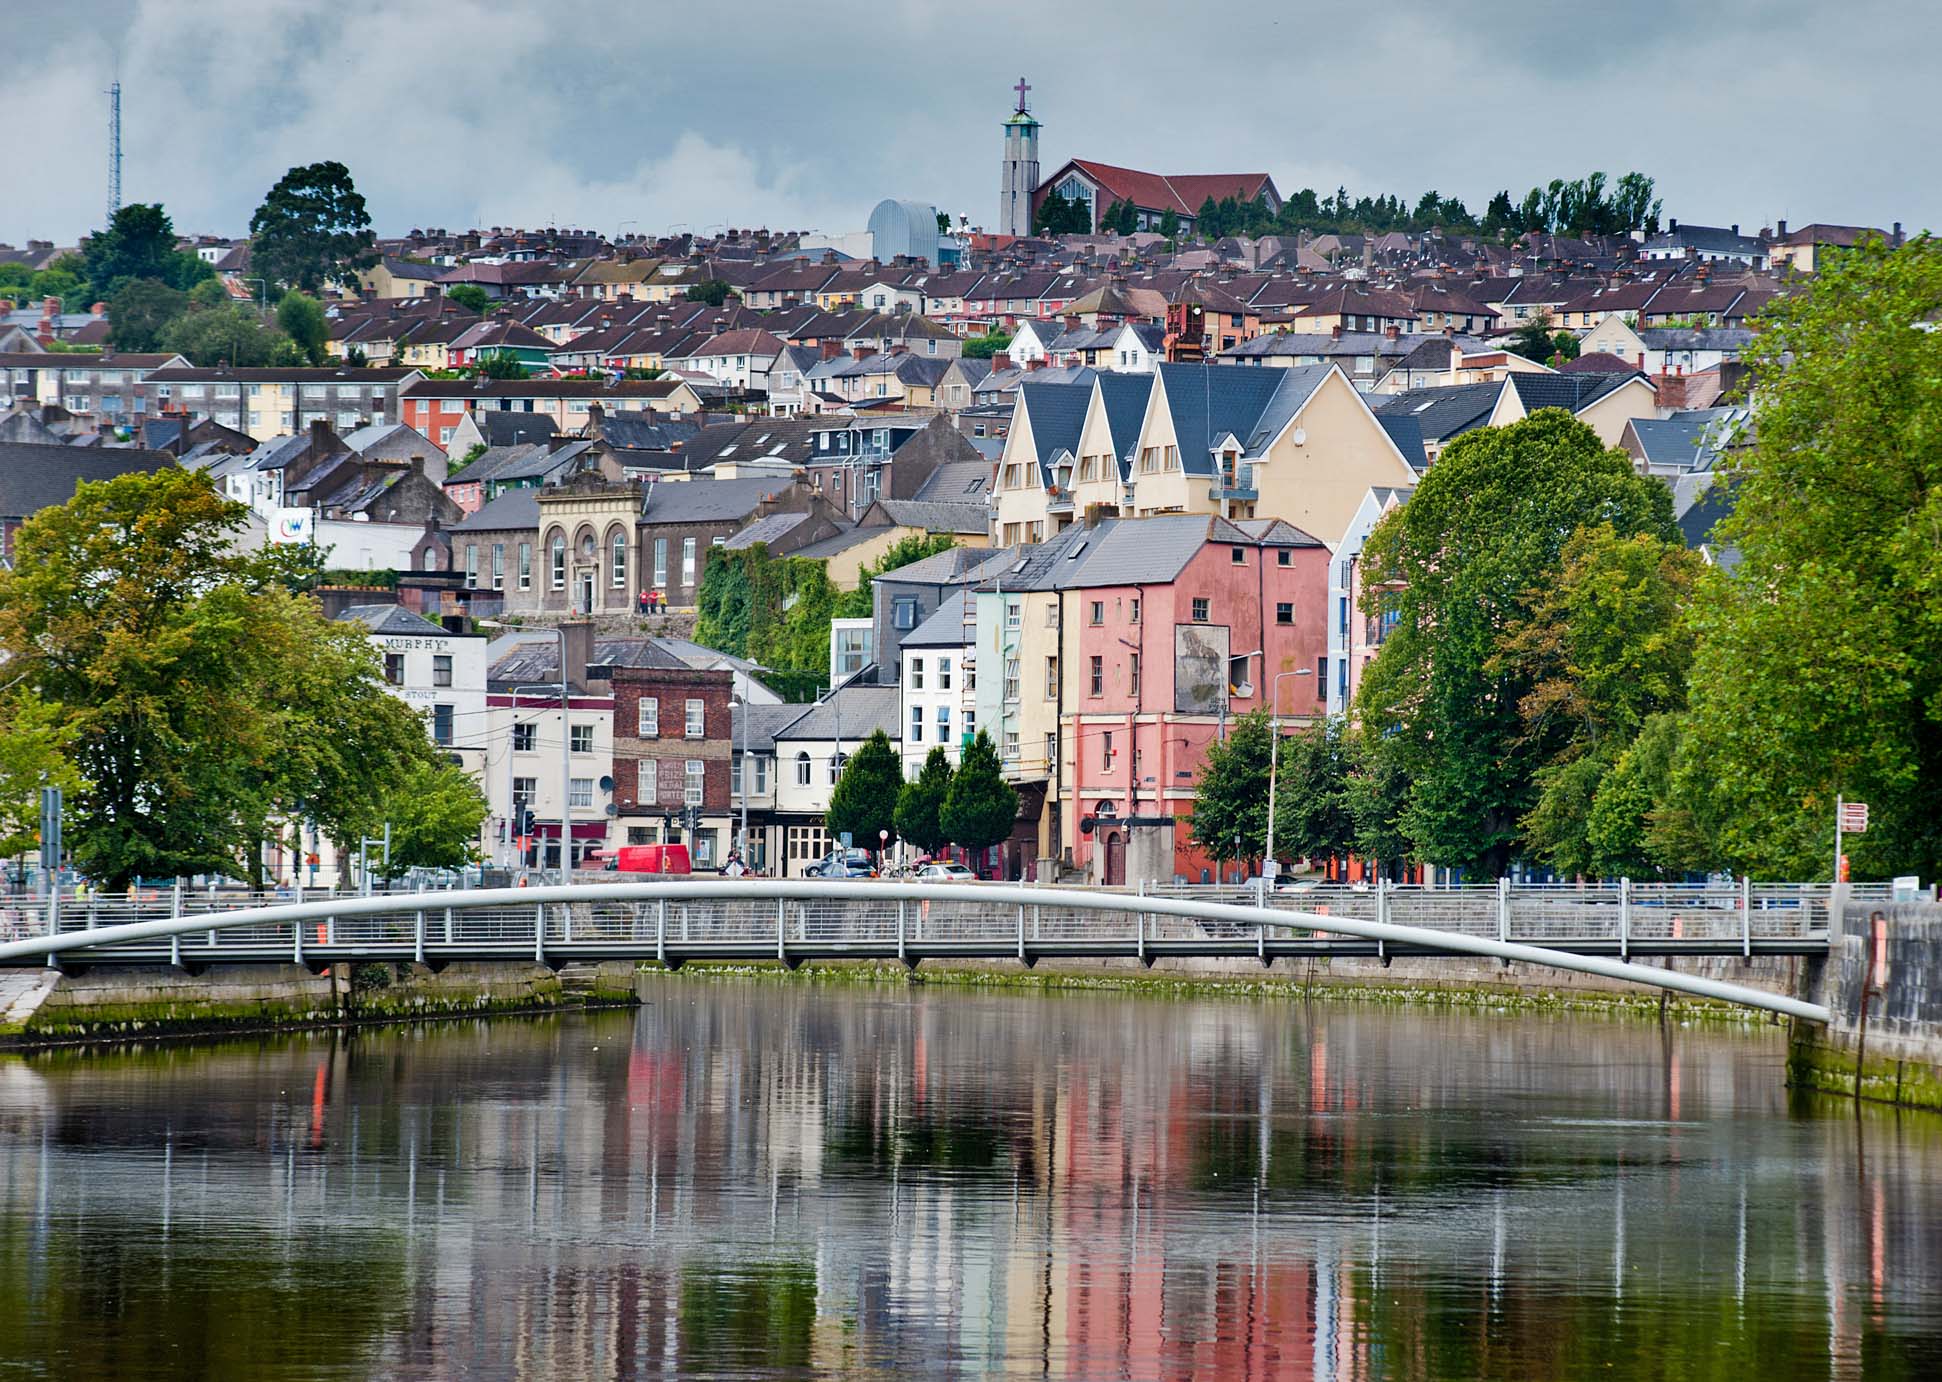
[309,418,333,452]
[560,618,595,693]
[587,402,604,425]
[1027,357,1046,371]
[1384,324,1399,340]
[1893,221,1904,244]
[1730,224,1739,236]
[1776,219,1788,239]
[1331,324,1342,339]
[991,352,1011,372]
[852,345,869,360]
[818,338,843,360]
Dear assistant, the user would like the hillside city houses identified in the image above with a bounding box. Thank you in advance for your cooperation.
[1,83,1906,885]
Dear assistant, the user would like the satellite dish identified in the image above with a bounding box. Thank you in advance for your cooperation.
[1079,815,1096,835]
[1291,427,1307,446]
[598,775,615,792]
[604,803,619,817]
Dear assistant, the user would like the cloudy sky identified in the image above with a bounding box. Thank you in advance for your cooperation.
[6,0,1928,248]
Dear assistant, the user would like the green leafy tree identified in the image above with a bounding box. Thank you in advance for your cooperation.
[444,282,491,315]
[107,278,190,352]
[82,202,175,292]
[683,279,732,306]
[1032,192,1090,237]
[1584,712,1715,879]
[1271,717,1357,866]
[0,692,84,860]
[1157,210,1181,240]
[1355,411,1676,875]
[1346,729,1414,869]
[1677,233,1942,879]
[1191,710,1274,865]
[940,731,1017,855]
[1508,309,1565,363]
[368,757,488,878]
[827,729,903,853]
[894,746,955,855]
[188,277,231,309]
[275,290,329,365]
[473,349,527,379]
[961,330,1013,360]
[160,303,286,367]
[0,469,436,888]
[248,160,378,293]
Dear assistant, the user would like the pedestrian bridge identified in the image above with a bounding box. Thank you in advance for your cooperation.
[0,879,1840,1022]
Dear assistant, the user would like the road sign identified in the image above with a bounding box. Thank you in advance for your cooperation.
[1839,801,1869,834]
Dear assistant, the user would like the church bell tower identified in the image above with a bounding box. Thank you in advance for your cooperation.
[999,78,1040,238]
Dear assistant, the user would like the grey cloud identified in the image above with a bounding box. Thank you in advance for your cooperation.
[4,0,1930,246]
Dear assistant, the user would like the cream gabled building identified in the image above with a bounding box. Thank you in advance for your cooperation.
[992,380,1091,545]
[1125,362,1420,548]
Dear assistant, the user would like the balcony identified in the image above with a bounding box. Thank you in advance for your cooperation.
[1207,462,1257,502]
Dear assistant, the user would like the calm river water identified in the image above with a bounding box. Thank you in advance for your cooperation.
[3,979,1940,1380]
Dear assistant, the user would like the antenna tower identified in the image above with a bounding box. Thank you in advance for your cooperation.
[107,81,122,224]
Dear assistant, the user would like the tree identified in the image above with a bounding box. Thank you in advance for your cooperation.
[827,729,903,854]
[1101,199,1138,235]
[1355,411,1676,875]
[473,349,527,379]
[832,531,955,621]
[940,731,1018,856]
[961,330,1013,360]
[369,757,488,878]
[107,278,190,352]
[1191,710,1274,865]
[1677,234,1942,879]
[936,211,952,234]
[1492,524,1704,877]
[444,282,491,315]
[1195,196,1221,240]
[82,203,176,292]
[248,160,378,293]
[894,746,954,855]
[1031,191,1090,237]
[160,303,286,367]
[275,290,329,365]
[188,277,231,310]
[684,280,732,306]
[1156,209,1180,241]
[0,692,83,861]
[1508,309,1564,363]
[1272,718,1358,866]
[0,468,435,888]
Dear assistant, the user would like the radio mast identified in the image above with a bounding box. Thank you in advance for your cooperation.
[106,80,122,224]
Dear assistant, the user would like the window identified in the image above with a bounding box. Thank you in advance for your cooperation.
[754,755,769,794]
[1089,655,1104,696]
[1129,653,1141,698]
[491,543,504,590]
[1102,730,1114,771]
[1004,599,1021,631]
[1316,657,1327,694]
[512,722,536,752]
[1192,598,1210,623]
[512,776,537,812]
[910,658,924,690]
[611,530,626,587]
[1045,656,1058,697]
[910,706,924,742]
[685,760,705,805]
[827,752,845,785]
[383,652,405,685]
[681,537,696,588]
[1004,658,1020,702]
[938,657,951,690]
[1130,598,1140,624]
[964,707,975,737]
[1276,602,1294,625]
[1003,730,1020,761]
[637,759,657,804]
[1231,546,1247,565]
[685,698,704,738]
[1229,656,1253,696]
[569,778,594,809]
[731,756,743,795]
[638,697,659,737]
[433,654,453,686]
[431,704,453,745]
[653,538,668,587]
[1089,600,1104,626]
[893,596,918,630]
[550,534,566,590]
[466,545,479,584]
[1278,550,1292,567]
[933,703,950,740]
[518,542,532,590]
[570,723,594,754]
[795,751,811,786]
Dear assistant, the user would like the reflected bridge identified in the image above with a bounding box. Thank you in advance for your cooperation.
[0,880,1834,1023]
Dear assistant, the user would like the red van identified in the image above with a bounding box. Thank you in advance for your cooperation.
[610,843,692,875]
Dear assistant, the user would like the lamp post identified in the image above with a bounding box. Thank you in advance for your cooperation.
[481,621,572,885]
[1262,667,1315,896]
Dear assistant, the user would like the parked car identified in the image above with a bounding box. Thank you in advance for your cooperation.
[609,843,692,875]
[812,848,878,879]
[914,862,976,882]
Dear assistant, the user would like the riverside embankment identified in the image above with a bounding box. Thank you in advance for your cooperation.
[1790,896,1942,1110]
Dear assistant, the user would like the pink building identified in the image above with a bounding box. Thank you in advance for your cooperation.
[1057,515,1329,884]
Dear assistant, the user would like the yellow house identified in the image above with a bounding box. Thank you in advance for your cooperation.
[1068,373,1154,520]
[1486,372,1660,447]
[992,381,1090,545]
[1126,363,1417,538]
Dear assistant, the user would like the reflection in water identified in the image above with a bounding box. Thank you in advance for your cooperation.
[2,982,1941,1379]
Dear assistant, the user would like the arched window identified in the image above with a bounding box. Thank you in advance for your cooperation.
[610,529,627,587]
[549,532,566,589]
[795,752,811,786]
[577,530,597,563]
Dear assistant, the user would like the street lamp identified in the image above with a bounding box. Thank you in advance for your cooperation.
[480,621,572,885]
[1262,667,1315,895]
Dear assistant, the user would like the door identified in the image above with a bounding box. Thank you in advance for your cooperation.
[577,571,594,614]
[1104,831,1125,887]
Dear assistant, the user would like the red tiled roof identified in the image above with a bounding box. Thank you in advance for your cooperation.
[1049,161,1275,218]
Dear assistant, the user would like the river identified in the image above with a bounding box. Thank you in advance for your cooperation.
[2,977,1939,1379]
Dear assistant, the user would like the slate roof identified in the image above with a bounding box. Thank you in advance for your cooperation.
[447,442,542,485]
[902,588,972,648]
[732,700,812,754]
[1154,364,1290,476]
[913,459,992,504]
[1628,408,1745,472]
[468,410,560,448]
[1374,414,1428,471]
[1017,382,1093,482]
[1372,382,1503,443]
[337,604,450,636]
[451,486,540,532]
[866,499,987,534]
[724,510,814,549]
[1240,364,1335,454]
[1095,372,1154,474]
[771,684,901,743]
[0,442,173,521]
[639,476,794,523]
[1504,371,1645,414]
[1052,513,1256,587]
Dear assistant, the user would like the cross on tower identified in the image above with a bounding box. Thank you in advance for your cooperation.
[1013,77,1031,112]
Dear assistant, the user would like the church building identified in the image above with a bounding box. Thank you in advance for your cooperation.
[998,80,1281,237]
